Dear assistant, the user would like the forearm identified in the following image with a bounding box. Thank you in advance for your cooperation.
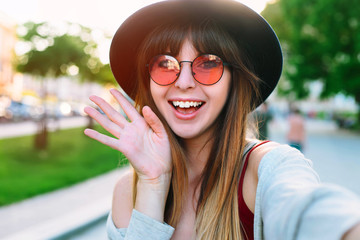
[134,173,172,223]
[256,145,360,239]
[343,223,360,240]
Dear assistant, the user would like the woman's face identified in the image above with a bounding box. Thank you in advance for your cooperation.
[150,39,231,140]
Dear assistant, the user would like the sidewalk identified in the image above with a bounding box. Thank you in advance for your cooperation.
[0,117,88,139]
[0,167,129,240]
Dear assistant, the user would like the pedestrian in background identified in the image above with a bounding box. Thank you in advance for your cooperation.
[287,106,306,152]
[253,102,273,140]
[84,0,360,239]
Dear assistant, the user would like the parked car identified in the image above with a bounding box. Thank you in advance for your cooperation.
[5,101,43,122]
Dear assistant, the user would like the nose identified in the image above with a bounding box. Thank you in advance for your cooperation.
[174,62,196,89]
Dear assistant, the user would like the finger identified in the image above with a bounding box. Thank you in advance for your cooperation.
[84,128,120,151]
[84,106,121,138]
[142,106,166,138]
[89,95,127,127]
[110,88,140,122]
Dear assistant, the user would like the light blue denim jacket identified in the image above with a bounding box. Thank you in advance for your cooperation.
[107,144,360,240]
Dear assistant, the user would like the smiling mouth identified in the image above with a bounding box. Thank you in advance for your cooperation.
[170,101,204,114]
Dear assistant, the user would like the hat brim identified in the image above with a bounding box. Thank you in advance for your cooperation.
[110,0,282,107]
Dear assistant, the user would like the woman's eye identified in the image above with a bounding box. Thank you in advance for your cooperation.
[157,59,179,72]
[199,60,220,69]
[159,60,178,69]
[158,60,171,68]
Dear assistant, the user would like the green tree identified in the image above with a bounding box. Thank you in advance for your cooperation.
[16,22,103,149]
[95,64,116,86]
[263,0,360,123]
[261,2,295,99]
[84,63,116,129]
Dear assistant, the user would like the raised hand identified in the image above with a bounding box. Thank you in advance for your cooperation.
[84,88,172,183]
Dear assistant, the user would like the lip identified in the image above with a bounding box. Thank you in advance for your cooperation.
[168,98,205,120]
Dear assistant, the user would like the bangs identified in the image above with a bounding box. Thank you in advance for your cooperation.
[139,18,240,63]
[140,23,189,61]
[190,19,240,63]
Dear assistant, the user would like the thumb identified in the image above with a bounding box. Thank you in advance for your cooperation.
[142,106,166,137]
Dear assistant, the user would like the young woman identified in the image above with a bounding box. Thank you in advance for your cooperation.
[84,1,360,239]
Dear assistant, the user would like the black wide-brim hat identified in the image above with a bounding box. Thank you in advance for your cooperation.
[110,0,282,107]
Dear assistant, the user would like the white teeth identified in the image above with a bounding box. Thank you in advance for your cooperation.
[172,101,203,108]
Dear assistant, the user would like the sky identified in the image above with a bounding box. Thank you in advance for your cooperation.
[0,0,273,62]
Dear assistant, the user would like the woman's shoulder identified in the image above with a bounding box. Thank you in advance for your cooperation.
[111,168,134,228]
[246,140,282,177]
[247,140,312,178]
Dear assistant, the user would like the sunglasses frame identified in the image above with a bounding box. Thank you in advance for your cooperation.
[147,54,230,86]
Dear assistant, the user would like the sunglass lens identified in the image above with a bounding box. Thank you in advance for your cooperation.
[149,55,179,85]
[192,55,224,85]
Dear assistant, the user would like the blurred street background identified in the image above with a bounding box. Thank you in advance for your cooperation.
[1,0,360,239]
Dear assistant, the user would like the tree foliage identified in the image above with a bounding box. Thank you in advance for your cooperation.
[15,21,109,149]
[16,22,103,81]
[95,63,116,85]
[262,0,360,103]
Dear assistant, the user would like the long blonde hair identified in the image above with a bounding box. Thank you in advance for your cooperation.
[133,18,261,239]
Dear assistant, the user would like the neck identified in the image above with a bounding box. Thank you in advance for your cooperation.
[183,132,213,183]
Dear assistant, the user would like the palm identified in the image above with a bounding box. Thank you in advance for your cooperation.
[118,117,171,180]
[84,89,172,180]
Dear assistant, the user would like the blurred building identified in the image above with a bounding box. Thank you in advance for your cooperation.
[0,11,17,98]
[0,12,109,120]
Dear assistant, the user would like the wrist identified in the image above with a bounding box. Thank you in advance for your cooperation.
[137,172,172,190]
[134,173,172,222]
